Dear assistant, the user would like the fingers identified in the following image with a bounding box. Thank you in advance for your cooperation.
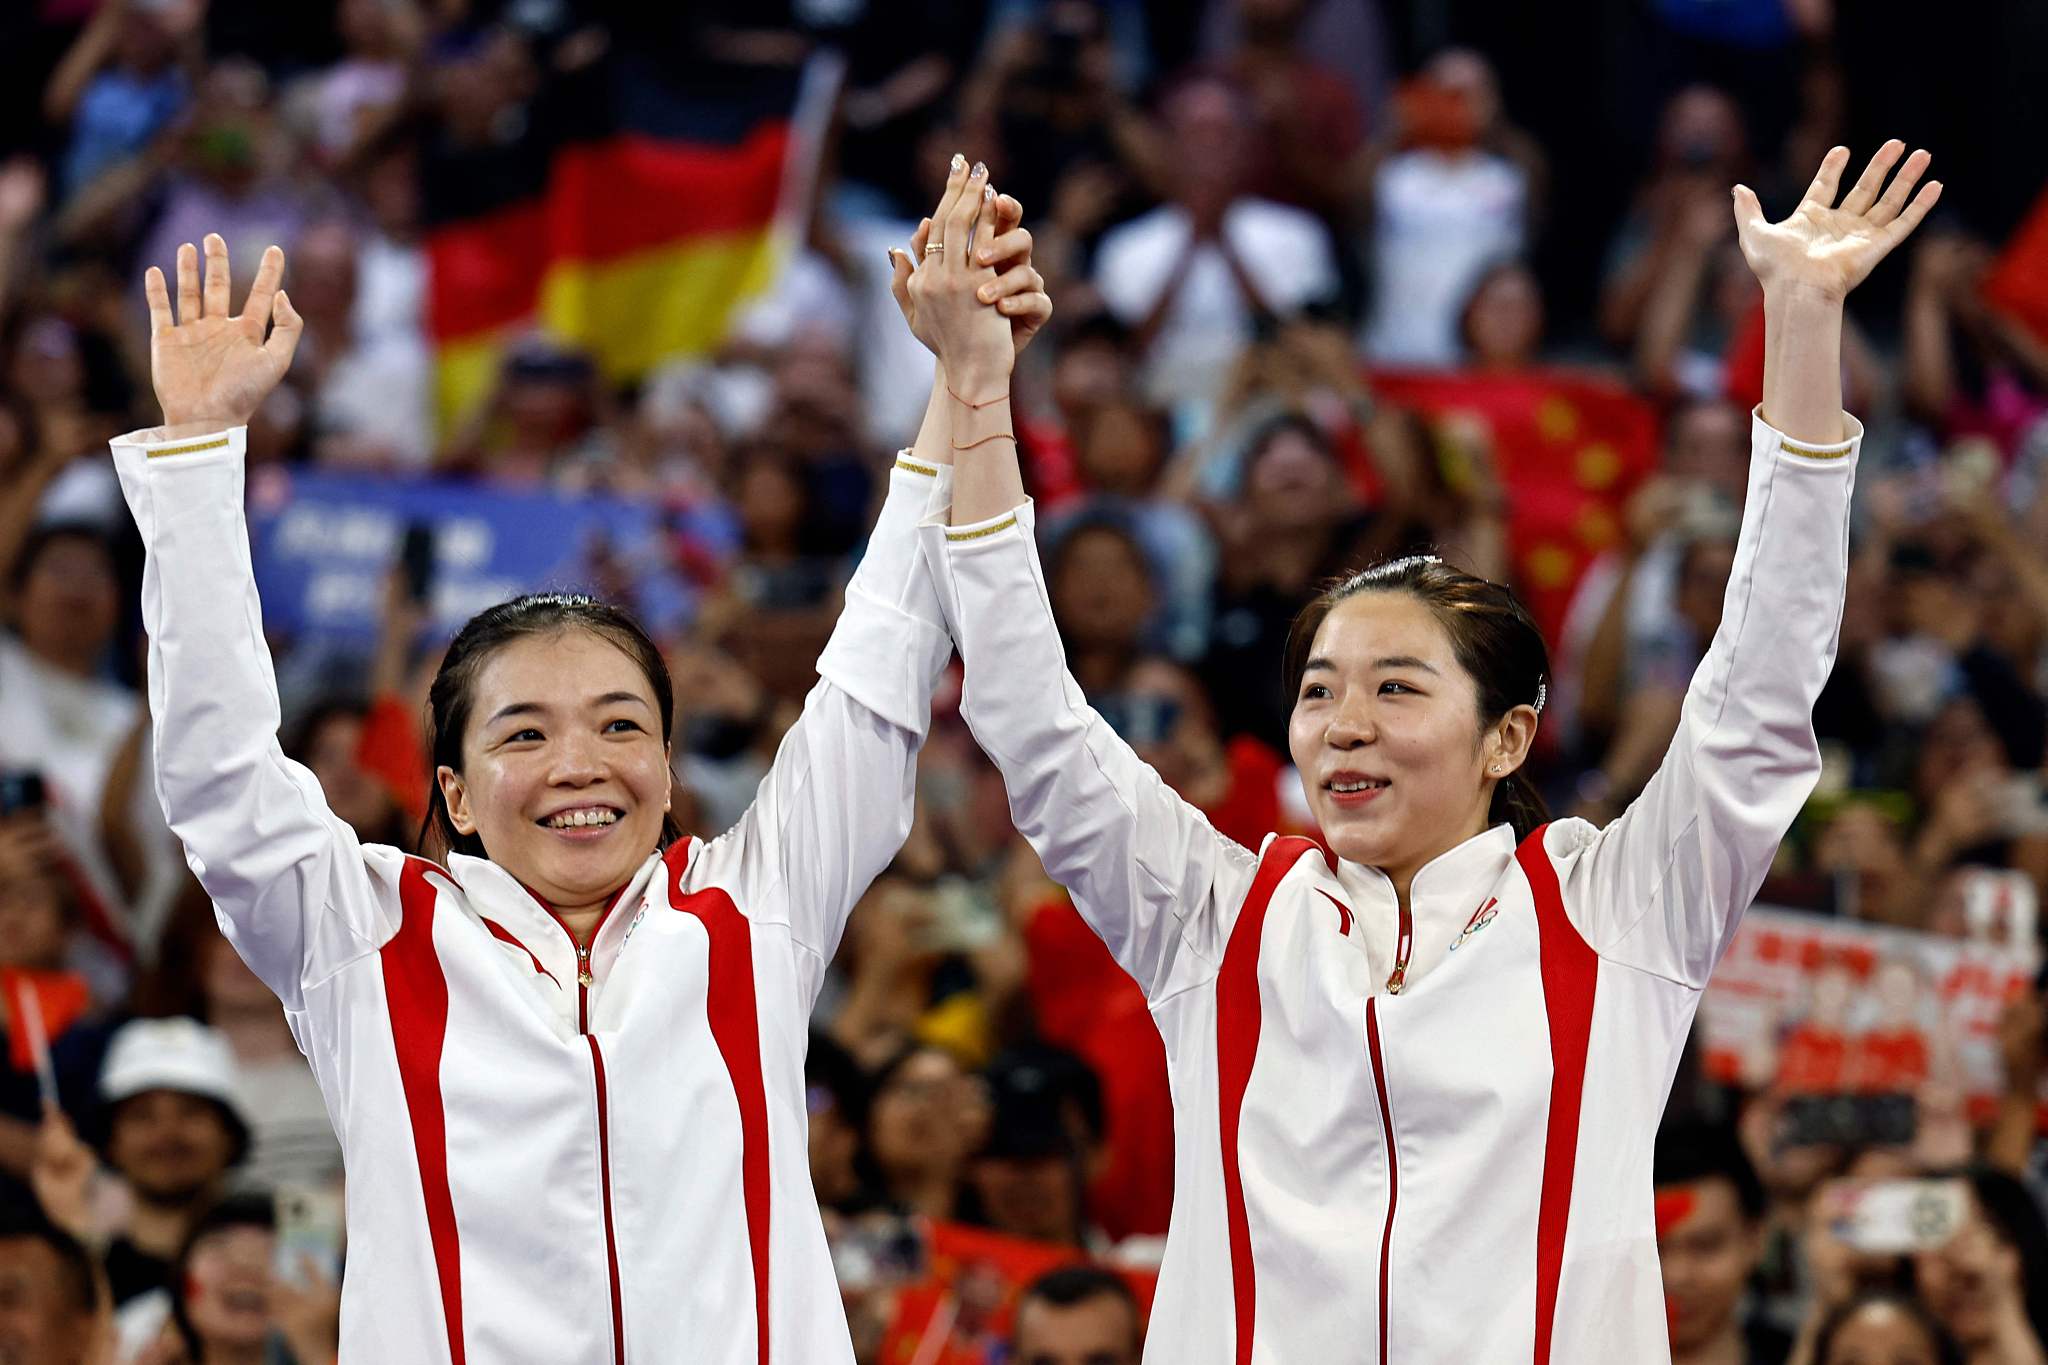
[911,216,931,257]
[888,244,914,317]
[998,290,1052,328]
[943,160,990,272]
[1730,183,1768,236]
[976,226,1033,270]
[990,192,1022,239]
[977,263,1043,305]
[1883,180,1944,250]
[242,245,285,339]
[1870,147,1933,226]
[202,232,230,318]
[1838,139,1904,217]
[1803,145,1851,210]
[262,290,303,369]
[144,266,172,337]
[175,241,201,324]
[928,153,969,251]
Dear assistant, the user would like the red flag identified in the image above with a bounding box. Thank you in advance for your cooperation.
[1367,368,1661,646]
[1985,186,2048,346]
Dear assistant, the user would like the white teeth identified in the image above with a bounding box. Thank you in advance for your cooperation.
[546,808,619,829]
[1331,780,1386,793]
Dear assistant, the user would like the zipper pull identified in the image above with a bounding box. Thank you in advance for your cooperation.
[578,943,593,988]
[1385,966,1405,995]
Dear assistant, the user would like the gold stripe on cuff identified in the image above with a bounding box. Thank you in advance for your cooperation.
[1778,437,1852,460]
[945,515,1018,542]
[148,436,231,459]
[894,456,939,478]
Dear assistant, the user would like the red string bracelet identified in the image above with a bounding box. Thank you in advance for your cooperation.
[950,431,1015,452]
[945,384,1010,411]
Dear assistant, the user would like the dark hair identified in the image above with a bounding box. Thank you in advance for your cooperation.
[420,593,682,859]
[1016,1264,1141,1344]
[1928,1165,2048,1348]
[9,519,118,591]
[1812,1288,1963,1365]
[1283,555,1550,840]
[1653,1117,1766,1221]
[1244,411,1336,478]
[1455,257,1542,359]
[0,1199,99,1315]
[170,1192,277,1358]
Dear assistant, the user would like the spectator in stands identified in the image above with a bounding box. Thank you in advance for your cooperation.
[1808,1288,1963,1365]
[43,0,194,199]
[806,1031,872,1212]
[286,219,432,469]
[0,1201,100,1365]
[1901,229,2048,456]
[1914,1167,2048,1364]
[863,1043,986,1223]
[1457,258,1547,372]
[1010,1264,1143,1365]
[94,1018,251,1307]
[1656,1117,1792,1365]
[967,1045,1104,1249]
[154,1192,340,1365]
[1357,48,1534,366]
[1599,84,1753,350]
[283,700,411,850]
[1046,513,1161,696]
[1093,73,1338,409]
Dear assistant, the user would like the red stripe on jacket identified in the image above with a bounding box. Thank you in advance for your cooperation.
[384,858,466,1363]
[1216,835,1319,1365]
[1515,825,1599,1364]
[665,841,773,1364]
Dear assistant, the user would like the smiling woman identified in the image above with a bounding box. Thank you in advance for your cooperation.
[108,154,1050,1365]
[923,142,1941,1363]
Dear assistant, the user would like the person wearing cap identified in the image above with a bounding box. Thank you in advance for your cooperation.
[96,1017,250,1308]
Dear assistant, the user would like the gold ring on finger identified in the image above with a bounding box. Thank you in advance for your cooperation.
[924,242,945,256]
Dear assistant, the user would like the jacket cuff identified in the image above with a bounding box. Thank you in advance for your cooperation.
[111,425,247,464]
[1751,408,1861,467]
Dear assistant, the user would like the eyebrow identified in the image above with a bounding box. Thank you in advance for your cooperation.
[485,692,651,727]
[1302,655,1441,675]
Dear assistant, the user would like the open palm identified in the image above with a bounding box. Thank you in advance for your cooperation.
[1734,142,1941,302]
[146,233,302,429]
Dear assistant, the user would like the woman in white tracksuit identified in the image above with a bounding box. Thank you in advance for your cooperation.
[914,145,1943,1361]
[113,157,1041,1362]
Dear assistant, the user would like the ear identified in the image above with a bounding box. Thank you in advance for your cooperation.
[436,764,476,836]
[1484,703,1540,779]
[663,748,674,813]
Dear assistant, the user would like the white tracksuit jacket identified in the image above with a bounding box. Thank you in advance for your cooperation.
[111,426,956,1364]
[919,411,1859,1363]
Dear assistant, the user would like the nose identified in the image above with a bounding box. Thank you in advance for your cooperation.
[1324,695,1376,750]
[546,731,608,787]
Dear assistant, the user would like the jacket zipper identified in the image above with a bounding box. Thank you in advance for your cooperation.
[1384,902,1414,994]
[1365,997,1399,1363]
[532,886,629,1363]
[587,1035,626,1365]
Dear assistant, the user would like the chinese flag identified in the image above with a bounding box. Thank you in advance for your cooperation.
[1367,368,1662,646]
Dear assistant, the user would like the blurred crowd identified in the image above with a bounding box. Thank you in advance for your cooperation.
[1,0,2047,1362]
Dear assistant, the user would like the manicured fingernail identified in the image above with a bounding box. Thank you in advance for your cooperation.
[950,153,966,174]
[979,247,993,263]
[971,161,987,179]
[983,184,995,202]
[979,285,994,302]
[887,249,897,267]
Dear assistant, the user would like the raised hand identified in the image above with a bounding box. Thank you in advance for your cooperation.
[1734,142,1941,303]
[891,178,1051,359]
[145,233,303,430]
[898,157,1024,394]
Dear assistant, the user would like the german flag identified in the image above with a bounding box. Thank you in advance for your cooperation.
[422,47,839,431]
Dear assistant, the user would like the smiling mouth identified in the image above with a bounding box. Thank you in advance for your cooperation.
[538,806,623,831]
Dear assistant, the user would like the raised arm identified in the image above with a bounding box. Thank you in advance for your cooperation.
[1557,144,1941,986]
[113,234,401,1007]
[714,160,1052,985]
[918,165,1260,1003]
